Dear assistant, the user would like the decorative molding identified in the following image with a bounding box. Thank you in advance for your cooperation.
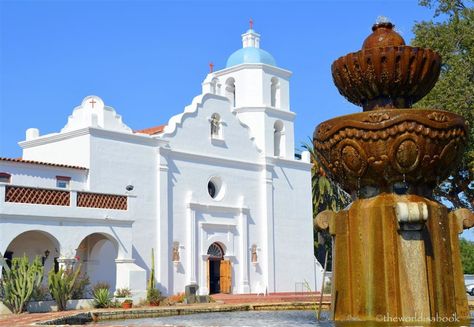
[0,212,134,226]
[167,148,263,171]
[213,63,292,78]
[115,258,135,264]
[20,127,167,149]
[232,106,296,121]
[188,201,250,213]
[200,221,238,227]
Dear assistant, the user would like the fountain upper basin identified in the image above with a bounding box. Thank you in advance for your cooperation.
[313,108,467,195]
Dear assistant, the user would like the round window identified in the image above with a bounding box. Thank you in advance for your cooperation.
[207,176,225,200]
[208,181,216,198]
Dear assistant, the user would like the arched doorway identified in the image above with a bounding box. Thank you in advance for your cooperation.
[207,243,231,294]
[5,230,60,279]
[75,233,118,291]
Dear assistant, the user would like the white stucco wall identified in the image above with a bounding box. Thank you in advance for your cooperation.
[272,159,316,292]
[21,132,92,168]
[0,161,87,189]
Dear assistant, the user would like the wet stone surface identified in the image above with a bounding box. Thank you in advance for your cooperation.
[94,310,330,326]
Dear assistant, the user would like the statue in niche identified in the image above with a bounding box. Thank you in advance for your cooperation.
[210,114,220,137]
[251,244,258,264]
[172,242,180,262]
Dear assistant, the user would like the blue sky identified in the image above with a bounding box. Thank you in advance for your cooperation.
[1,0,436,157]
[1,0,473,240]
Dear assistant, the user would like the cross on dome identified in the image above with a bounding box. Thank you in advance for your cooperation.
[242,21,260,48]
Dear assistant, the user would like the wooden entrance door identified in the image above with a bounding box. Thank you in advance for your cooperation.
[219,259,232,294]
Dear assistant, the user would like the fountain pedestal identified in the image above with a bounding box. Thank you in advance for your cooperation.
[325,195,472,321]
[314,20,473,322]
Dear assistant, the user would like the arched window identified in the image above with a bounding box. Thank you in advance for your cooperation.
[274,120,285,157]
[225,78,236,107]
[207,243,224,259]
[210,113,221,138]
[271,77,280,108]
[210,78,219,95]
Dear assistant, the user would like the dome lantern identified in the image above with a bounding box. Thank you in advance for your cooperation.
[226,21,276,68]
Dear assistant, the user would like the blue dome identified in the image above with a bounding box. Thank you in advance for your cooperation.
[226,47,276,68]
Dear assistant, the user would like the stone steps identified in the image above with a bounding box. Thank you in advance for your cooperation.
[211,292,330,304]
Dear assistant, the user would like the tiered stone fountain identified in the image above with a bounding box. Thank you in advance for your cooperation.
[314,20,474,322]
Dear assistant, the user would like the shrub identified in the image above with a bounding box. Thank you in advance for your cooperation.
[146,287,161,305]
[31,285,50,301]
[93,288,111,308]
[91,281,110,296]
[48,264,82,311]
[162,292,185,305]
[71,273,90,300]
[115,288,132,298]
[1,255,43,314]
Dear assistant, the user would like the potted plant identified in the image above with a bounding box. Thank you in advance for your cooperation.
[115,288,132,298]
[115,288,133,309]
[121,299,133,309]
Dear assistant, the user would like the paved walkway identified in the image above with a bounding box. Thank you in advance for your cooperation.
[0,309,85,326]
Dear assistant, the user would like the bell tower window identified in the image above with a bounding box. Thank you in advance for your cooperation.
[274,120,285,157]
[211,78,220,95]
[225,78,236,107]
[271,77,280,108]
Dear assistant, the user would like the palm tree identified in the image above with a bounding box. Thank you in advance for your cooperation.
[301,140,351,267]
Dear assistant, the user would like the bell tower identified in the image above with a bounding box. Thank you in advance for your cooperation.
[202,22,295,159]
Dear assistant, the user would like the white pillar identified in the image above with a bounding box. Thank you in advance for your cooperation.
[187,204,197,285]
[239,209,250,293]
[263,163,275,293]
[157,149,170,293]
[199,254,209,295]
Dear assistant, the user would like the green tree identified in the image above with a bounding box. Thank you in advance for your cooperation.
[412,0,474,209]
[302,141,351,268]
[459,238,474,274]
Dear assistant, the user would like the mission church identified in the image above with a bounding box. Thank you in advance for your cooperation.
[0,25,320,297]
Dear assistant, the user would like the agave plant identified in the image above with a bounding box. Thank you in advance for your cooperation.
[48,264,81,311]
[93,288,111,308]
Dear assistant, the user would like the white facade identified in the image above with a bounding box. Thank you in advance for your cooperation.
[0,28,320,297]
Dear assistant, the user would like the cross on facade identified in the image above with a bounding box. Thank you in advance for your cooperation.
[249,18,253,30]
[89,98,97,108]
[209,62,214,73]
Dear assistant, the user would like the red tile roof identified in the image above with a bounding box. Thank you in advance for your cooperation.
[135,124,166,135]
[0,157,88,170]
